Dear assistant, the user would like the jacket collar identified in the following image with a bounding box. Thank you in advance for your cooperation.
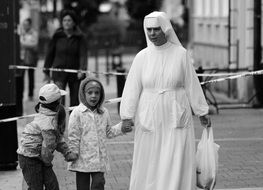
[39,105,56,116]
[79,103,97,113]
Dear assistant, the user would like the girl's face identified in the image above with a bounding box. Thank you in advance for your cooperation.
[62,15,75,30]
[84,86,101,110]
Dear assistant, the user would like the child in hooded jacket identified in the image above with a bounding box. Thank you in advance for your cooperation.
[17,83,77,190]
[67,77,132,190]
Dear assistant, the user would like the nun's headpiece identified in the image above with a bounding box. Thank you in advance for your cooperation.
[143,11,182,47]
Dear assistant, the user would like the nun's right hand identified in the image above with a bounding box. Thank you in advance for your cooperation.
[121,119,133,133]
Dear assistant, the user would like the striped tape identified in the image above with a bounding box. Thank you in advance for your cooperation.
[9,65,128,76]
[0,97,122,123]
[200,69,263,85]
[3,65,263,123]
[9,65,255,77]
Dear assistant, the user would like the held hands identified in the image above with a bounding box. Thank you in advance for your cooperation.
[65,152,78,162]
[199,115,211,128]
[121,119,134,134]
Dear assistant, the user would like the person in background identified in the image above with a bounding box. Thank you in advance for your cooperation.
[17,83,78,190]
[20,17,39,101]
[43,9,87,106]
[120,11,211,190]
[68,77,132,190]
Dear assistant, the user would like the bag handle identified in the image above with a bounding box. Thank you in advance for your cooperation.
[207,127,214,143]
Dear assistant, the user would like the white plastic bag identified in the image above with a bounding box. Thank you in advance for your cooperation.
[196,127,220,190]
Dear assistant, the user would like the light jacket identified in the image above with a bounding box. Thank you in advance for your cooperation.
[68,103,122,172]
[17,106,70,165]
[68,77,123,172]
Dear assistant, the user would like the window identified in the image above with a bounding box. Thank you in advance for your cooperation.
[204,0,211,16]
[212,0,220,17]
[221,0,229,17]
[194,0,203,16]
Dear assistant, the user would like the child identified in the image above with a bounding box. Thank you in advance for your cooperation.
[68,77,132,190]
[17,83,77,190]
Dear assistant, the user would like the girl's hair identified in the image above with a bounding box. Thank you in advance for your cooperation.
[35,100,66,135]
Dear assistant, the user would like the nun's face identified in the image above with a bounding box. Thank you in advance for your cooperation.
[146,27,167,46]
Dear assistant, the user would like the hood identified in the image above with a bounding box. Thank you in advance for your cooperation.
[79,77,105,114]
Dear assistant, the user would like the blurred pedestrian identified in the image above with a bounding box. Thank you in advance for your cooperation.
[16,17,39,116]
[20,18,39,101]
[67,77,131,190]
[43,9,88,106]
[17,83,78,190]
[120,11,211,190]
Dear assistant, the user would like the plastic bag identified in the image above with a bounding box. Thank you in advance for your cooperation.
[196,127,220,190]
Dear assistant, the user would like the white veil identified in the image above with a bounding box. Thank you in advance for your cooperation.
[143,11,182,47]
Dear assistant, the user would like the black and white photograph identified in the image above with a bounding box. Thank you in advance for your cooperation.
[0,0,263,190]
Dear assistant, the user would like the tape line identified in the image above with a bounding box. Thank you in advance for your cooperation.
[9,65,128,76]
[4,65,263,123]
[9,65,255,77]
[201,69,263,85]
[0,97,122,124]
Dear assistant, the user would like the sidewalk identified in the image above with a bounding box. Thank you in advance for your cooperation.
[1,54,263,190]
[4,108,263,190]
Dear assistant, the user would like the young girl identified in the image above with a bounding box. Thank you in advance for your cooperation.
[68,77,132,190]
[17,83,77,190]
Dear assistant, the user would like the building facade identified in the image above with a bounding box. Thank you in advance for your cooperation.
[190,0,261,103]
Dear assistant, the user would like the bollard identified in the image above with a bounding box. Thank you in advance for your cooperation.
[111,51,123,70]
[15,73,24,116]
[0,104,18,170]
[116,67,126,113]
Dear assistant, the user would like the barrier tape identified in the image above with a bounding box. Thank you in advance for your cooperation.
[200,69,263,85]
[9,65,128,76]
[9,65,251,77]
[0,97,122,124]
[3,65,263,124]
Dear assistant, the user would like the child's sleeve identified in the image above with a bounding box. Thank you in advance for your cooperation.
[106,122,123,139]
[68,108,81,156]
[41,129,57,165]
[105,109,123,138]
[56,136,70,156]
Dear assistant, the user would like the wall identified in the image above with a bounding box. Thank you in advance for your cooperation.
[191,0,258,102]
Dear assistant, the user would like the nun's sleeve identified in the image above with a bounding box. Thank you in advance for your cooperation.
[120,51,143,119]
[184,51,209,116]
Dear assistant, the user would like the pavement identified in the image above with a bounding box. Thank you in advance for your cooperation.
[1,54,263,190]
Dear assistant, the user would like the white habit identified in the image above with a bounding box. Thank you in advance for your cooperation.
[120,12,209,190]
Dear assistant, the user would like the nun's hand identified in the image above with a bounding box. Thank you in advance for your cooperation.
[121,119,133,133]
[199,115,211,128]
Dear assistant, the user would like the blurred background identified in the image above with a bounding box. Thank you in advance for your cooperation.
[1,0,263,112]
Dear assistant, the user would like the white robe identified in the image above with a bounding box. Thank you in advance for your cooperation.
[120,42,209,190]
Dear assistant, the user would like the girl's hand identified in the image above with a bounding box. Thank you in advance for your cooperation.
[199,115,211,128]
[65,152,78,162]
